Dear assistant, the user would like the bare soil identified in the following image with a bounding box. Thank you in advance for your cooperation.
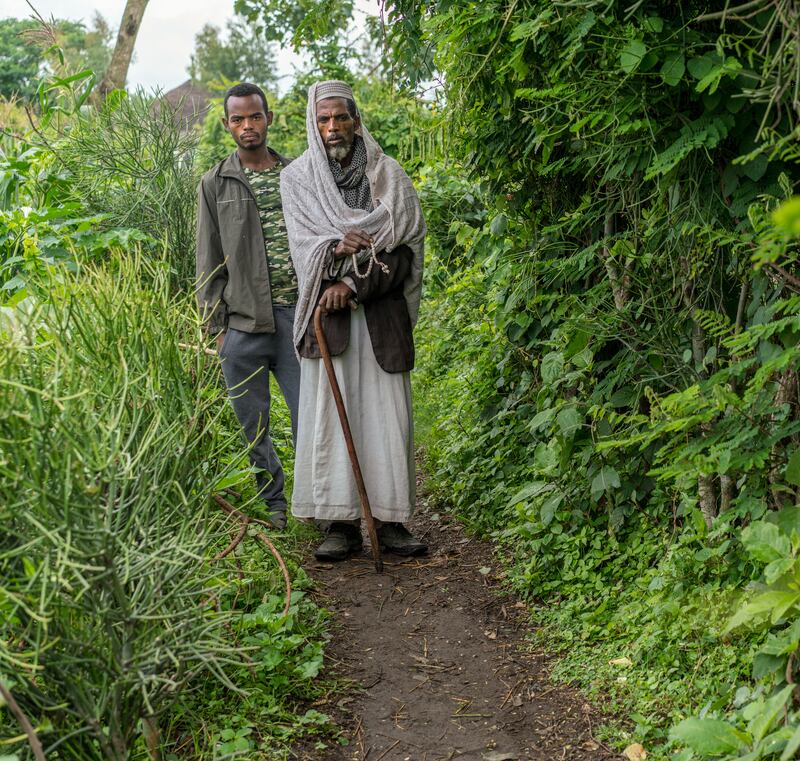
[297,489,618,761]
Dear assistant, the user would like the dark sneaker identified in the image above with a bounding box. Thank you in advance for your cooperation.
[266,510,287,530]
[314,522,363,561]
[377,522,427,556]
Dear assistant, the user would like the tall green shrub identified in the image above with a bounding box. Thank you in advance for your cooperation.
[386,0,800,752]
[52,91,199,287]
[0,254,241,759]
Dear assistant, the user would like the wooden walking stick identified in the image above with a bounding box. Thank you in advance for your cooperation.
[313,305,384,573]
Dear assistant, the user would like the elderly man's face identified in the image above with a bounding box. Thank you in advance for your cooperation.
[316,97,359,163]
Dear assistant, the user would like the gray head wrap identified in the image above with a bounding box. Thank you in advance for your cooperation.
[314,80,356,107]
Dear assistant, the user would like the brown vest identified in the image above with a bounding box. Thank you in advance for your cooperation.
[298,244,415,373]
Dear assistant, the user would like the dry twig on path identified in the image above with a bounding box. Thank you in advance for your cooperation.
[212,494,292,617]
[374,738,401,761]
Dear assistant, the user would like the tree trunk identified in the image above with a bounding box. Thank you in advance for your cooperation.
[720,279,750,514]
[770,368,798,508]
[600,206,630,310]
[719,475,734,513]
[698,472,717,529]
[681,257,717,527]
[96,0,150,98]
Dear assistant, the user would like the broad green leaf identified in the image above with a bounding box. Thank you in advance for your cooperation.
[506,481,552,507]
[3,287,28,307]
[748,684,793,743]
[490,214,508,236]
[297,657,322,679]
[556,406,582,438]
[591,466,621,501]
[22,557,36,578]
[770,506,800,539]
[770,590,800,624]
[571,347,593,369]
[213,467,255,492]
[727,96,746,113]
[741,154,768,182]
[752,651,785,680]
[609,386,634,408]
[669,717,748,755]
[773,197,800,236]
[540,352,564,385]
[660,52,685,86]
[726,590,800,632]
[642,16,663,33]
[760,728,798,758]
[533,441,559,473]
[760,618,800,656]
[620,40,647,74]
[688,54,714,80]
[763,557,795,585]
[564,329,590,358]
[104,88,129,112]
[718,448,732,475]
[741,522,791,564]
[529,407,556,431]
[781,723,800,760]
[786,449,800,486]
[541,492,564,526]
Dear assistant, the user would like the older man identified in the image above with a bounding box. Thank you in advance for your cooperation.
[280,80,427,561]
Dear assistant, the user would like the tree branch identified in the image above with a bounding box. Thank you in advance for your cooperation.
[765,261,800,291]
[695,0,772,23]
[0,681,46,761]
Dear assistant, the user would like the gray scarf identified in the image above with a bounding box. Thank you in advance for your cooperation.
[328,136,373,211]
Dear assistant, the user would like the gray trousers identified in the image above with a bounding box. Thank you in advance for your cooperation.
[218,306,300,513]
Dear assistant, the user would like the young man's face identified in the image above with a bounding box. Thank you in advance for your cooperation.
[223,94,273,151]
[316,97,359,162]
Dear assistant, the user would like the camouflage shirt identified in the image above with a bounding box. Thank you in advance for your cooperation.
[243,164,298,306]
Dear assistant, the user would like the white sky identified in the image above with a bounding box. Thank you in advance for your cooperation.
[0,0,379,93]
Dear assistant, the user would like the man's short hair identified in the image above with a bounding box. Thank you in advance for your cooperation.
[224,83,269,117]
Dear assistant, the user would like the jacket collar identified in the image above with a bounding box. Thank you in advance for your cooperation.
[218,147,289,180]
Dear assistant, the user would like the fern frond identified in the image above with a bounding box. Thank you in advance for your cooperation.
[645,114,735,181]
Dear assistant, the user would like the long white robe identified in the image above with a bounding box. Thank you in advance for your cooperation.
[282,81,423,524]
[291,307,415,522]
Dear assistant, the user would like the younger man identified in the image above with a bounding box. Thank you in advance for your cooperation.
[195,82,299,528]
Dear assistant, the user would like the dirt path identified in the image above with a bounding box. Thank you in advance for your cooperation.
[300,489,618,761]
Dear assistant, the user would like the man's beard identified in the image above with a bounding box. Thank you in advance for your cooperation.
[325,138,352,162]
[238,132,266,150]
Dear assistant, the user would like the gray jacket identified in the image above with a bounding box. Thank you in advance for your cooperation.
[195,149,290,334]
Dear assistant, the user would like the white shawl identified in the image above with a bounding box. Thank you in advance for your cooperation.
[279,82,426,349]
